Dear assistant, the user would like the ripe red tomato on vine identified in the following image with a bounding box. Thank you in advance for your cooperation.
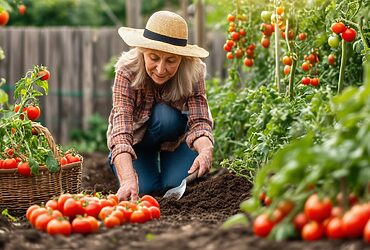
[38,69,50,81]
[0,10,9,26]
[27,106,41,121]
[341,28,357,42]
[18,4,26,15]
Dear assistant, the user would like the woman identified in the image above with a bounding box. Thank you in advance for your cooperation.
[107,10,214,201]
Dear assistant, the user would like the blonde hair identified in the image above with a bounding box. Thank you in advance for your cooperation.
[115,48,206,102]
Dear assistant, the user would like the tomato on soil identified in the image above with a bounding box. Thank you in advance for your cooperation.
[47,218,72,236]
[304,194,332,223]
[140,195,160,208]
[301,221,324,241]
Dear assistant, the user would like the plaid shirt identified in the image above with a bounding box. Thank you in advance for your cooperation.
[107,69,214,162]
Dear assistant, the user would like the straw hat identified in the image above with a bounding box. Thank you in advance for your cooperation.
[118,11,209,58]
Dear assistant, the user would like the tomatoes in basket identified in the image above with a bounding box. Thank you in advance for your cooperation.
[2,158,17,169]
[17,162,32,177]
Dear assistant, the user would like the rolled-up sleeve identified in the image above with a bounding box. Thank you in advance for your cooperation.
[186,78,214,150]
[107,70,137,161]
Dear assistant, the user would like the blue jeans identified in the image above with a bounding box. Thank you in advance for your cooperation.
[108,103,197,194]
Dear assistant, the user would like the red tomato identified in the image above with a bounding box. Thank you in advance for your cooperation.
[231,31,240,41]
[0,10,9,26]
[261,36,270,48]
[2,158,17,169]
[223,44,232,52]
[284,65,291,75]
[65,154,80,163]
[304,194,332,223]
[226,52,234,60]
[57,193,73,213]
[282,56,292,66]
[227,14,235,22]
[140,195,160,208]
[341,27,357,42]
[116,205,134,222]
[331,22,346,34]
[364,219,370,243]
[277,200,294,216]
[29,207,48,226]
[301,76,311,85]
[45,199,59,210]
[253,213,274,237]
[110,210,125,224]
[46,218,72,236]
[298,33,307,41]
[342,206,368,238]
[98,206,114,221]
[260,23,274,37]
[326,217,345,239]
[328,54,336,66]
[63,198,85,218]
[244,58,254,67]
[35,210,63,232]
[130,209,148,223]
[18,4,26,15]
[85,216,99,233]
[0,159,3,169]
[17,162,32,177]
[301,62,310,72]
[107,194,119,205]
[293,212,309,231]
[84,201,102,219]
[149,206,161,219]
[72,216,98,234]
[310,78,320,87]
[26,205,40,221]
[234,49,244,59]
[104,215,121,228]
[301,221,323,241]
[139,206,152,221]
[26,106,41,121]
[38,69,50,81]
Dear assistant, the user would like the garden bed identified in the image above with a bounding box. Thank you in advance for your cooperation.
[0,152,368,250]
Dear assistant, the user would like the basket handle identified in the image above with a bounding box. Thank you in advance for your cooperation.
[31,122,60,160]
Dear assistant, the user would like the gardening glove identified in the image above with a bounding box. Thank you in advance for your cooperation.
[188,146,213,178]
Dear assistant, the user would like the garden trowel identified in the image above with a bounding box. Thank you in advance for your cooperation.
[163,170,199,200]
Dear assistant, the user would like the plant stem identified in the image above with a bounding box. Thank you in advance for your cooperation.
[274,0,281,93]
[338,41,348,94]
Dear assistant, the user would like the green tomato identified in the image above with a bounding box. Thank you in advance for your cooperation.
[328,35,340,48]
[260,11,272,23]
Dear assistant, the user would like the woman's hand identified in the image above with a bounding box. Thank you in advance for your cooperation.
[116,171,139,202]
[114,153,139,202]
[188,146,213,177]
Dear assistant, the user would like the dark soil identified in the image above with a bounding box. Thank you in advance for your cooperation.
[0,152,369,250]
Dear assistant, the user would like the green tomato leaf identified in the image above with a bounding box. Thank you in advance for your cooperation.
[46,152,60,173]
[29,158,39,176]
[221,213,249,229]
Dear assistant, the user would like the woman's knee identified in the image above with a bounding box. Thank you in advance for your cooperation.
[148,103,187,139]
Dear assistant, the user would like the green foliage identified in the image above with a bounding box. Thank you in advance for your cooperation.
[241,62,370,240]
[68,114,109,153]
[0,66,60,172]
[7,0,180,27]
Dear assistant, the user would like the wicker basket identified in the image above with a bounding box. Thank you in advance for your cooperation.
[0,122,83,214]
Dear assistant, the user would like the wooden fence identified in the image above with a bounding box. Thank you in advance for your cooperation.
[0,27,226,144]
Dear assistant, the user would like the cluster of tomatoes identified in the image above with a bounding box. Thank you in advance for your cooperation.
[0,150,81,176]
[253,192,370,242]
[328,22,357,48]
[0,4,26,26]
[223,13,257,67]
[299,51,320,87]
[26,193,161,236]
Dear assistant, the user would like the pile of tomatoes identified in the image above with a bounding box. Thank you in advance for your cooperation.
[26,193,161,236]
[253,192,370,243]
